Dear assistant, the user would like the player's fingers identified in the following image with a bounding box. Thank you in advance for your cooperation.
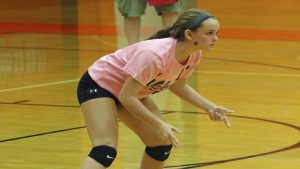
[221,115,231,128]
[215,112,223,121]
[225,109,234,114]
[170,134,180,149]
[171,126,182,133]
[208,111,219,121]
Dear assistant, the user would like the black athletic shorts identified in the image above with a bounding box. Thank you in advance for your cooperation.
[77,71,120,105]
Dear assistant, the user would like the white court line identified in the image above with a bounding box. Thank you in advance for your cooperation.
[195,70,300,77]
[0,71,299,93]
[0,79,79,93]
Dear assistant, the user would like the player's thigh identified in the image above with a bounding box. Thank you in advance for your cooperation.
[118,96,169,146]
[81,98,119,147]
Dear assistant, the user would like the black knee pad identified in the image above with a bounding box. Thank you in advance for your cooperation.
[88,145,117,167]
[145,144,172,161]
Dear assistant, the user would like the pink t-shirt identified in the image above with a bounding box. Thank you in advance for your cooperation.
[88,37,201,99]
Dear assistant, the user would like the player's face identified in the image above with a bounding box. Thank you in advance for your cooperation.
[193,18,220,50]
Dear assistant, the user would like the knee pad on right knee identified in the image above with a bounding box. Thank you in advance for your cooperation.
[145,144,172,161]
[88,145,117,167]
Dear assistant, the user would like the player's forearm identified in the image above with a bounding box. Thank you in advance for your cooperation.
[170,84,216,111]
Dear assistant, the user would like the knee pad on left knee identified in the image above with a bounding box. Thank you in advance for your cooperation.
[145,144,172,161]
[88,145,117,167]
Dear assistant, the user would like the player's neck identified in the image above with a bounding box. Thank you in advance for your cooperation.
[175,40,195,64]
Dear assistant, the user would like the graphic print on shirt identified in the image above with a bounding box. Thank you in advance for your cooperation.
[146,66,190,94]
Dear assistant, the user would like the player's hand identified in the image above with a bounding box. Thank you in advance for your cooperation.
[158,122,182,148]
[208,106,234,128]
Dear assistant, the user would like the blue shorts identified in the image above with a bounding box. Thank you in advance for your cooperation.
[77,71,120,105]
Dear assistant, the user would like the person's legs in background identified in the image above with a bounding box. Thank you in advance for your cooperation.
[124,16,140,44]
[117,0,182,44]
[161,11,179,27]
[117,0,147,44]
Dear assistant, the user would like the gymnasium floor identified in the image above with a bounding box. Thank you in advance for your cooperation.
[0,0,300,169]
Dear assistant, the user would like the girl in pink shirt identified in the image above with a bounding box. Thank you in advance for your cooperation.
[77,8,233,169]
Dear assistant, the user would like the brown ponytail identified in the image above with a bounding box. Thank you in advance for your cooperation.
[147,8,215,41]
[147,25,173,40]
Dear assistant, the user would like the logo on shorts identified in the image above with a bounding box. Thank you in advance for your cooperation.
[106,154,114,159]
[89,89,98,93]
